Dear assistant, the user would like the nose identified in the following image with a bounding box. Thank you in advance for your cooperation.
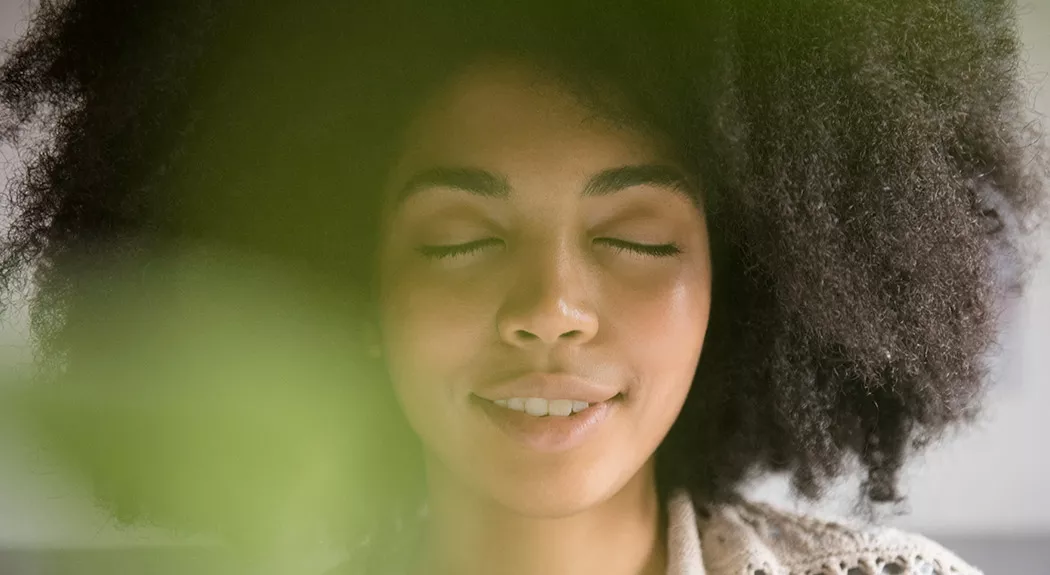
[497,249,599,348]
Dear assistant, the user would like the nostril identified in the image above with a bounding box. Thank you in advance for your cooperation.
[514,328,584,343]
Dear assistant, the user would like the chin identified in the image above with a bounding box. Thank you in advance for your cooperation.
[474,460,635,519]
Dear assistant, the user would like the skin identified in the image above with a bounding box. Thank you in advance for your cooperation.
[376,58,713,575]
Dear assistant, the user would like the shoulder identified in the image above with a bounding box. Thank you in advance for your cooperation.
[693,496,982,575]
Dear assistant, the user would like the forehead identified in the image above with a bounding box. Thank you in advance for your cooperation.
[387,58,682,189]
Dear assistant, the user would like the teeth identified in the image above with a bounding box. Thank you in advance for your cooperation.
[524,398,548,416]
[548,399,572,417]
[492,397,591,417]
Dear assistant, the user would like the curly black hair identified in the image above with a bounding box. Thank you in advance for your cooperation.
[1,0,1046,548]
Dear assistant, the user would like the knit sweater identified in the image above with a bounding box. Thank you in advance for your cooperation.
[328,490,981,575]
[667,491,980,575]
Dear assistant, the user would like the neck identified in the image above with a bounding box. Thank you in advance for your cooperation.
[419,461,666,575]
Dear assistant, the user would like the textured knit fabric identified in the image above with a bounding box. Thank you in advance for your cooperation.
[327,490,982,575]
[669,491,982,575]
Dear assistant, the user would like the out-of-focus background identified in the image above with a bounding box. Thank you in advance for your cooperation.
[0,0,1048,573]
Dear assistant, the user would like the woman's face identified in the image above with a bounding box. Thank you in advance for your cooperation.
[377,59,712,517]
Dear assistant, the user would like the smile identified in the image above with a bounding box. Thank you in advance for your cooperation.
[492,397,592,416]
[470,393,621,452]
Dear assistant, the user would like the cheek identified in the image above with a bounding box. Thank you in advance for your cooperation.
[378,266,497,401]
[619,275,707,343]
[610,266,710,407]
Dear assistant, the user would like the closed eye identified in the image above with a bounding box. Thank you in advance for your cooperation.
[417,238,504,260]
[595,238,682,257]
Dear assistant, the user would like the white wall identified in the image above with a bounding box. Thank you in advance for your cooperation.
[0,0,1048,548]
[0,0,33,369]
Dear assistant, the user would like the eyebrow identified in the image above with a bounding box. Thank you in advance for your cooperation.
[395,167,511,204]
[394,164,692,204]
[582,164,690,197]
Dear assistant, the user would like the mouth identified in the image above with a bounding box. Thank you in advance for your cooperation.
[469,393,622,453]
[476,394,623,417]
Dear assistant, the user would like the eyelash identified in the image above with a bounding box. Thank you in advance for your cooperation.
[417,239,503,260]
[595,238,682,257]
[416,238,681,260]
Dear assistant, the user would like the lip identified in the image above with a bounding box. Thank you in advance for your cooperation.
[473,372,620,403]
[470,372,621,452]
[471,394,617,453]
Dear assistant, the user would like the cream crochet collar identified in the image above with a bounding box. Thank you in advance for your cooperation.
[669,490,982,575]
[329,490,982,575]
